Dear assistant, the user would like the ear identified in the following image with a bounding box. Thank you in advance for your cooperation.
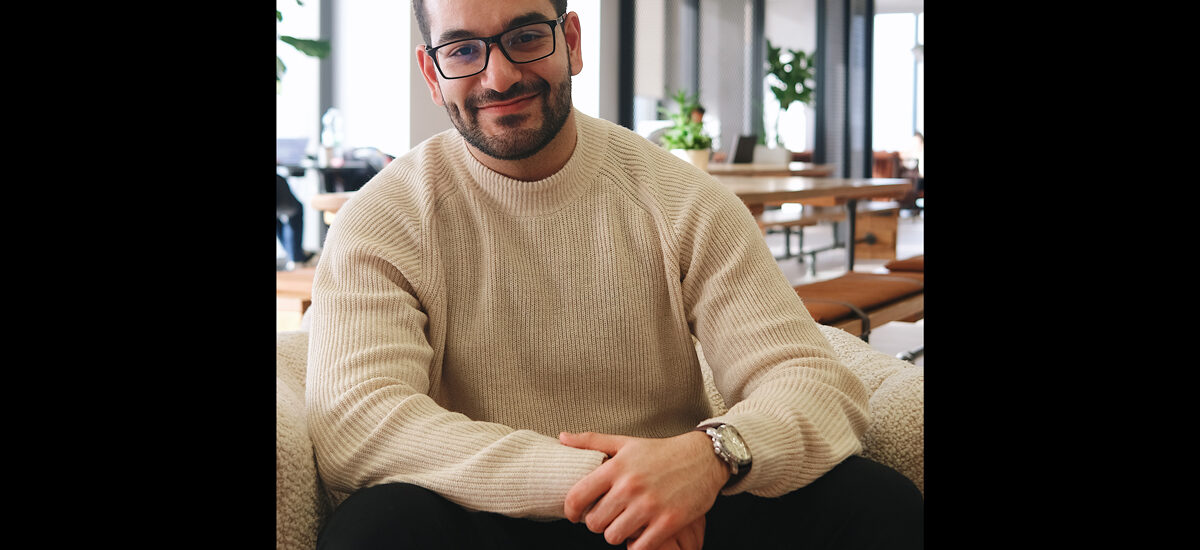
[563,11,583,76]
[415,45,445,106]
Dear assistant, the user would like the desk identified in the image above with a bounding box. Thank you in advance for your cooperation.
[312,192,351,247]
[706,161,835,177]
[714,176,913,269]
[311,192,353,214]
[311,178,914,270]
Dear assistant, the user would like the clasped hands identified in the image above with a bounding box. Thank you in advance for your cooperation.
[559,430,731,550]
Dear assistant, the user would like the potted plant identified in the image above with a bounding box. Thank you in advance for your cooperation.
[658,90,713,171]
[277,0,331,94]
[760,39,816,164]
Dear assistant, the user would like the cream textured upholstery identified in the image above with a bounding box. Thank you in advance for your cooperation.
[277,320,923,549]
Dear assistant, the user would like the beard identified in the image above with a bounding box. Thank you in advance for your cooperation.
[444,67,573,161]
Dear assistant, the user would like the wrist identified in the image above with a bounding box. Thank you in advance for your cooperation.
[694,423,752,487]
[688,431,732,486]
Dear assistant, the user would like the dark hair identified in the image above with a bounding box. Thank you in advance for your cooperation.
[414,1,568,46]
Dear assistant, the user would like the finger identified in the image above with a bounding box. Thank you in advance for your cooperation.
[583,492,626,534]
[604,504,653,546]
[563,461,616,523]
[622,526,645,547]
[672,523,697,550]
[649,539,681,550]
[691,516,706,550]
[679,517,704,550]
[626,519,680,550]
[559,431,627,455]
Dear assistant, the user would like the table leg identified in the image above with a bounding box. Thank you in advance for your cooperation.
[844,198,857,270]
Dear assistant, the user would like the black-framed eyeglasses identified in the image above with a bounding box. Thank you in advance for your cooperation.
[424,13,567,79]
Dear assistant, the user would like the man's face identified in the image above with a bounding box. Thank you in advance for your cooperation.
[417,0,583,161]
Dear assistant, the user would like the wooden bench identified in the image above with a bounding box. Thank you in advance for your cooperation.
[882,254,923,273]
[793,255,924,341]
[755,207,819,260]
[277,267,316,332]
[877,255,924,361]
[756,201,901,270]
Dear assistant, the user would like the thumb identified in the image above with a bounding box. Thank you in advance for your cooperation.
[559,431,626,455]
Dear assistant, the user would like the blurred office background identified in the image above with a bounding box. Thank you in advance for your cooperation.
[277,0,923,267]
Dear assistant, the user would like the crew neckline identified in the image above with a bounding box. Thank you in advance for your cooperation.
[456,109,608,217]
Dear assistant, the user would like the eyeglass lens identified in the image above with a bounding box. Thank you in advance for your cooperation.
[436,22,556,78]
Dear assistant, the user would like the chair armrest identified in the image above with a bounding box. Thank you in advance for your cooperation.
[859,365,923,495]
[277,330,332,548]
[817,325,923,495]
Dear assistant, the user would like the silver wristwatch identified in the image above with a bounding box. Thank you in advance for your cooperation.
[696,423,752,477]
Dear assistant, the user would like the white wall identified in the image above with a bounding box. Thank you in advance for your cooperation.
[408,12,453,149]
[632,0,666,131]
[575,0,621,123]
[337,0,419,157]
[633,0,666,101]
[763,0,817,153]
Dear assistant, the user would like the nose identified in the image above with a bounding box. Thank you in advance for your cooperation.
[478,43,522,93]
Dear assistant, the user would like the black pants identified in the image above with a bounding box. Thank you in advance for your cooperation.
[276,174,309,263]
[317,455,922,549]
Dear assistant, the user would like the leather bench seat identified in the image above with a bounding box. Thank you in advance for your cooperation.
[883,254,924,273]
[795,271,924,325]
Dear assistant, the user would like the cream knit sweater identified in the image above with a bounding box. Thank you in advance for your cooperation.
[306,110,870,520]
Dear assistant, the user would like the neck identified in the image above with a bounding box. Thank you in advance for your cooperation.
[464,111,578,182]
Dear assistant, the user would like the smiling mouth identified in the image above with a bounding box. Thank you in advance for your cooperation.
[476,93,539,114]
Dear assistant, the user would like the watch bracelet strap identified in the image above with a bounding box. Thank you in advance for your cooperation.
[694,424,750,483]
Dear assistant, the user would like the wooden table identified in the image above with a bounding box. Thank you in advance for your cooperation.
[308,168,854,218]
[716,176,911,211]
[311,177,913,270]
[714,176,914,269]
[707,161,835,177]
[277,267,316,332]
[312,192,353,218]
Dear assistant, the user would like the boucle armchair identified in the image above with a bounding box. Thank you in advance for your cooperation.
[277,318,924,549]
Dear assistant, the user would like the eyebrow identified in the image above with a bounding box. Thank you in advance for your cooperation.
[435,11,554,46]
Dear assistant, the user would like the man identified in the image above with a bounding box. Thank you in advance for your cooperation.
[306,1,922,548]
[276,173,312,270]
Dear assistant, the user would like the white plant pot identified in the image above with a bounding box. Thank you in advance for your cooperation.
[671,148,710,172]
[753,145,791,165]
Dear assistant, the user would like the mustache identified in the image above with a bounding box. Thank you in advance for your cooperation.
[465,78,548,110]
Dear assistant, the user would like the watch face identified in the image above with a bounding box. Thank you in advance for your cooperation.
[718,426,751,463]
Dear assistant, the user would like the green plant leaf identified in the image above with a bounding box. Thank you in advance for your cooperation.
[279,1,327,94]
[280,35,331,58]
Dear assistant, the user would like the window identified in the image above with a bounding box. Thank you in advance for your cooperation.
[871,11,923,154]
[276,0,322,150]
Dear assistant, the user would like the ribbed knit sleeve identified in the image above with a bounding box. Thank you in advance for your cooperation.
[305,132,606,520]
[657,153,872,497]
